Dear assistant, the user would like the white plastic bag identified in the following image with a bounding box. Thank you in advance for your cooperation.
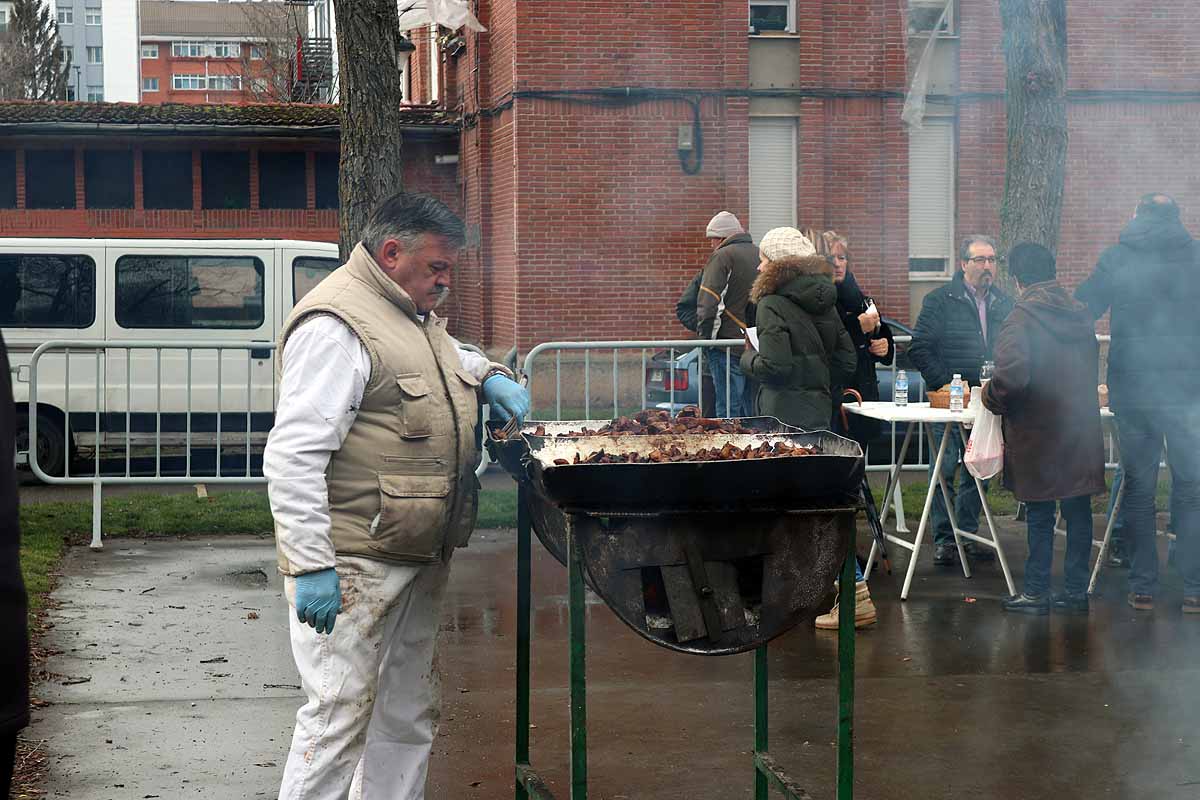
[964,404,1003,480]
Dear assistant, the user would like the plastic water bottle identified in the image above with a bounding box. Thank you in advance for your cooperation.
[894,370,909,406]
[949,373,964,413]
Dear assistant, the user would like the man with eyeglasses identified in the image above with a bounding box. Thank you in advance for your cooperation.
[909,235,1016,566]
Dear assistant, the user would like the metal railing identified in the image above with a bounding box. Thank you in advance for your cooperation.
[26,339,495,549]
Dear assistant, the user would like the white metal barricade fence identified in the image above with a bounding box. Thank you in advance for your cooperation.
[26,339,495,549]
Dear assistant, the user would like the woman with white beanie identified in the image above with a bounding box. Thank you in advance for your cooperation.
[740,227,857,430]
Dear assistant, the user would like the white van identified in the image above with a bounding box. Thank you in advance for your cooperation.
[1,238,341,475]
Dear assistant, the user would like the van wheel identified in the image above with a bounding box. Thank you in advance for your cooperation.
[16,410,67,478]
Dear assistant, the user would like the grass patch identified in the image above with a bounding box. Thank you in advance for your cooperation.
[875,474,1173,522]
[19,488,520,616]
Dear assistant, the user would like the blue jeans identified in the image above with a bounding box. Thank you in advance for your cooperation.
[706,347,747,418]
[1116,407,1200,596]
[1107,460,1180,546]
[1025,496,1093,596]
[928,423,989,546]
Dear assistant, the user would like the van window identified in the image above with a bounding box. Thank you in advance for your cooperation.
[116,255,264,329]
[0,254,96,328]
[293,256,339,303]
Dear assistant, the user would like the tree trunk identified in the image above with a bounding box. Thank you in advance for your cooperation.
[333,0,408,260]
[998,0,1068,259]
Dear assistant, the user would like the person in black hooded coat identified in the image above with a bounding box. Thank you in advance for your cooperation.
[817,232,895,444]
[0,331,29,795]
[1076,193,1200,612]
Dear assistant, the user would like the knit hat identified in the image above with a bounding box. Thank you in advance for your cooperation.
[759,227,816,262]
[705,211,744,239]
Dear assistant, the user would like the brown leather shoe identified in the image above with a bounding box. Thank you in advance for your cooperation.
[1128,593,1154,611]
[1183,597,1200,615]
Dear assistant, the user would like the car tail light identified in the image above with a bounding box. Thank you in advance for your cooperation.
[665,370,688,392]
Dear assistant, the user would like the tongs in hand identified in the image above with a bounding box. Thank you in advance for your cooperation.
[496,370,530,439]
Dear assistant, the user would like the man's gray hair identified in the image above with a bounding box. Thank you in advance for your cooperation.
[359,192,466,256]
[959,234,997,264]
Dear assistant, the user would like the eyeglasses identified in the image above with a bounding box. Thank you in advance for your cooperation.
[966,255,999,265]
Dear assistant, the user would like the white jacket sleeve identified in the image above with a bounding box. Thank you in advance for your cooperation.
[263,315,371,574]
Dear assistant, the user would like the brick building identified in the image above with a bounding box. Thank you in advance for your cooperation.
[6,0,1200,351]
[138,0,311,105]
[0,102,458,242]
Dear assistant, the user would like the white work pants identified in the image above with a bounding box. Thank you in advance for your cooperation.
[278,556,450,800]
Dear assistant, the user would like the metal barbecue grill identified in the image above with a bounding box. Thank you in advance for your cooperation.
[487,415,863,800]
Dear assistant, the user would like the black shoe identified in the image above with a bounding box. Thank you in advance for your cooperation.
[963,541,995,562]
[1051,592,1090,615]
[1002,593,1050,615]
[933,543,960,566]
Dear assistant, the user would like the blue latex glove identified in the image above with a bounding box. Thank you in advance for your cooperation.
[483,374,530,423]
[294,567,341,635]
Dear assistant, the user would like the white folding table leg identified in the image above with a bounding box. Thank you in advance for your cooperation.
[901,425,952,600]
[1089,477,1125,595]
[926,423,971,579]
[893,480,909,534]
[879,422,915,529]
[963,429,1015,595]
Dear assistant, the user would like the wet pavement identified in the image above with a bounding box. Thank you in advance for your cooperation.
[27,514,1200,799]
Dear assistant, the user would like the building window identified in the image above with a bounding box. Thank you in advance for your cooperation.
[748,118,797,244]
[86,46,102,64]
[908,0,957,36]
[248,77,269,95]
[201,151,250,210]
[250,46,264,60]
[63,46,74,65]
[259,152,306,210]
[314,151,339,209]
[143,150,193,210]
[0,10,7,33]
[172,74,205,90]
[115,255,265,330]
[172,41,204,58]
[210,42,237,59]
[87,87,103,102]
[85,7,101,25]
[66,87,76,101]
[749,0,794,33]
[84,150,134,209]
[208,75,242,92]
[142,77,159,92]
[0,255,96,329]
[141,44,159,59]
[293,257,339,303]
[57,8,73,25]
[24,150,76,210]
[0,150,15,209]
[908,117,956,274]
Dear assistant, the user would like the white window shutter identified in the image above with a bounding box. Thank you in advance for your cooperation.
[749,119,797,245]
[908,119,955,271]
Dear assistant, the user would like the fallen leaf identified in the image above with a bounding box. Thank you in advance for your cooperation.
[247,612,260,620]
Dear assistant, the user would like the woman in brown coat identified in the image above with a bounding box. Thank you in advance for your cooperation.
[981,243,1105,615]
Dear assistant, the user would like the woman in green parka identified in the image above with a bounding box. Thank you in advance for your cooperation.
[740,227,858,430]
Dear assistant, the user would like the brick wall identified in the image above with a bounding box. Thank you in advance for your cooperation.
[955,0,1200,302]
[0,136,457,245]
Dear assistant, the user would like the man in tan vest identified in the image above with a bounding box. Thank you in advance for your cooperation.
[264,193,528,799]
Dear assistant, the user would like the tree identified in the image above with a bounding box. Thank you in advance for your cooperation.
[236,2,334,104]
[332,0,408,258]
[0,0,70,101]
[998,0,1068,258]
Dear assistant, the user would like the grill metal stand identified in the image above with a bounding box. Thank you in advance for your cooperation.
[512,481,858,800]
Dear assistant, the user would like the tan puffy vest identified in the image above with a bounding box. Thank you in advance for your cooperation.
[274,243,488,574]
